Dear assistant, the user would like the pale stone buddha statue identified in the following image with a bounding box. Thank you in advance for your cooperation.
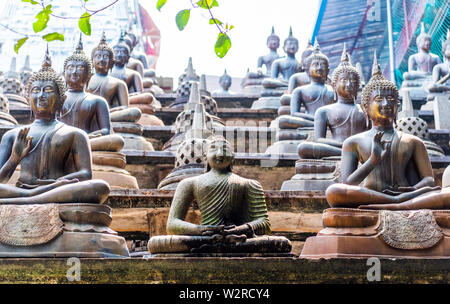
[325,54,448,210]
[59,35,138,189]
[148,137,292,255]
[0,49,128,257]
[281,46,367,191]
[257,26,280,76]
[2,57,28,109]
[297,45,367,159]
[251,27,300,110]
[427,29,450,93]
[19,55,33,88]
[404,23,441,81]
[212,69,234,97]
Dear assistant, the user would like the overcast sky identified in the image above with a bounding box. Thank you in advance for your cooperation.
[141,0,320,79]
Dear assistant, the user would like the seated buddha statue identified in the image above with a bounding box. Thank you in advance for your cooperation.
[148,137,292,255]
[403,23,441,82]
[297,45,368,159]
[212,69,234,97]
[277,42,334,132]
[257,26,280,76]
[251,27,300,110]
[59,36,138,189]
[287,40,314,94]
[111,32,146,95]
[427,29,450,93]
[325,54,448,210]
[0,48,109,205]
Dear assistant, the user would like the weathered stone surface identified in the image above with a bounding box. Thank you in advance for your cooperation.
[434,95,450,129]
[0,257,448,283]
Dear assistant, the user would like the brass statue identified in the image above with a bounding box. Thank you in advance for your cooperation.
[287,40,314,93]
[428,29,450,93]
[0,48,109,204]
[60,35,111,138]
[87,32,129,109]
[111,32,144,94]
[278,42,334,130]
[148,137,291,254]
[122,33,145,77]
[297,44,367,159]
[326,53,449,210]
[257,26,280,75]
[265,26,299,86]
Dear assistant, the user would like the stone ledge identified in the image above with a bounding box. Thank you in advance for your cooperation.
[0,257,448,283]
[106,189,328,211]
[155,93,260,108]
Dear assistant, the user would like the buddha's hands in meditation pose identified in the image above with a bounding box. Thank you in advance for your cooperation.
[11,127,32,164]
[201,224,255,245]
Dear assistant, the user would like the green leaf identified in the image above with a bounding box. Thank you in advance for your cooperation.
[14,37,28,54]
[33,5,52,33]
[209,18,222,25]
[197,0,218,9]
[78,12,91,35]
[175,9,190,31]
[156,0,167,11]
[22,0,38,4]
[229,25,234,30]
[214,33,231,58]
[42,32,65,42]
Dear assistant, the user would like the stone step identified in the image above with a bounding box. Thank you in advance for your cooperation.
[155,93,260,108]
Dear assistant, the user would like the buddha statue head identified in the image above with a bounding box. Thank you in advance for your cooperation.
[127,32,138,48]
[416,23,432,53]
[91,32,115,74]
[361,51,399,127]
[300,40,314,71]
[219,69,232,91]
[331,44,360,101]
[267,26,280,52]
[113,32,131,67]
[304,41,329,82]
[26,47,66,118]
[205,136,234,172]
[63,34,92,90]
[283,26,299,56]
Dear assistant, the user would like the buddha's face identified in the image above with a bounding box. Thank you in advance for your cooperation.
[367,88,398,126]
[93,49,112,73]
[284,40,298,55]
[418,36,431,52]
[220,77,231,90]
[309,58,328,81]
[65,60,89,88]
[267,37,279,51]
[207,140,234,170]
[335,71,359,100]
[113,46,129,66]
[30,80,60,117]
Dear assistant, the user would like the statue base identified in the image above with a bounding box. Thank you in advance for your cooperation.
[300,208,450,259]
[146,252,295,258]
[251,96,282,110]
[281,158,341,191]
[265,140,304,155]
[265,127,312,154]
[116,132,154,151]
[0,203,129,258]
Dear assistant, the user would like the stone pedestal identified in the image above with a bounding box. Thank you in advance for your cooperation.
[251,87,285,110]
[92,151,139,189]
[0,203,129,257]
[265,126,312,155]
[281,158,340,191]
[301,208,450,259]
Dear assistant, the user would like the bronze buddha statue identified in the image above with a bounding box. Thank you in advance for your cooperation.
[297,45,367,159]
[257,26,280,76]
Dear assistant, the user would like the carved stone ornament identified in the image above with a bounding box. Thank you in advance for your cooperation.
[0,204,63,246]
[378,209,443,250]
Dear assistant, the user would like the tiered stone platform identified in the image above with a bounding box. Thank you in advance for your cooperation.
[0,257,448,283]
